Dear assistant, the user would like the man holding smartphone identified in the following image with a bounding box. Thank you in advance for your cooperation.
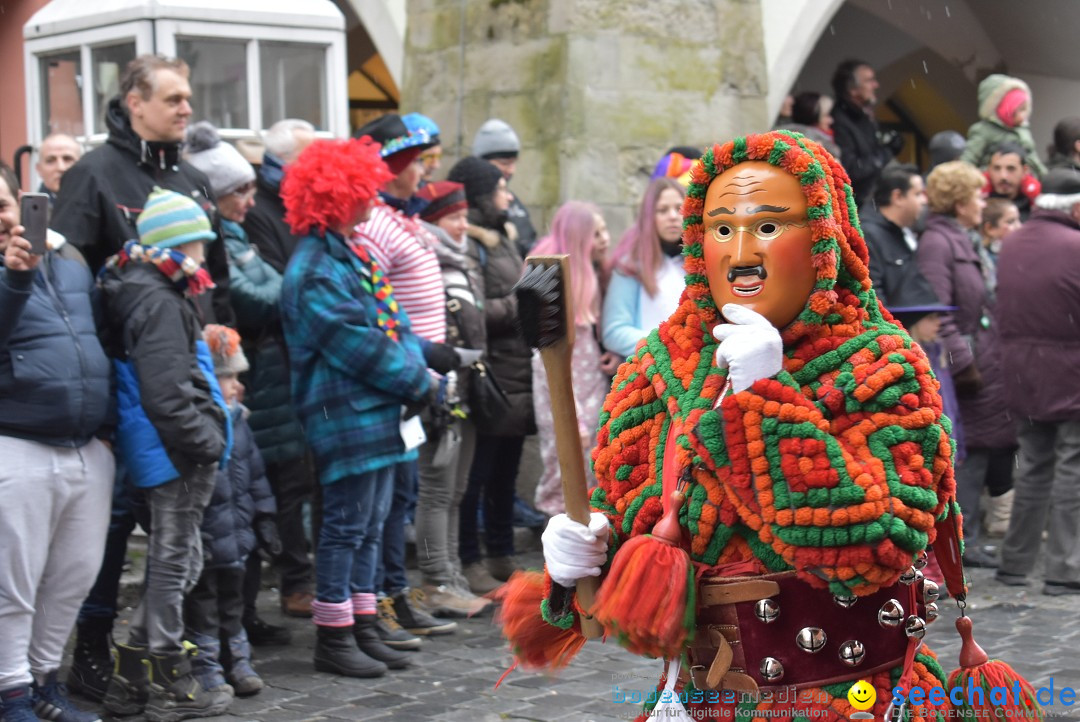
[0,161,113,722]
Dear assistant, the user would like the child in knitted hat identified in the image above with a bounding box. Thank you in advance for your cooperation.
[962,74,1048,176]
[100,187,233,719]
[183,325,278,699]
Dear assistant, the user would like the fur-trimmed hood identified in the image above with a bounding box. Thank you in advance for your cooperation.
[977,74,1032,125]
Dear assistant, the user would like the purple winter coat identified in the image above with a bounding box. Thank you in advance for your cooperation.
[916,213,1016,449]
[996,209,1080,422]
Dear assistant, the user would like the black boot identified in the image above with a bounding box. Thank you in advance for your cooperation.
[67,617,114,702]
[103,642,149,716]
[312,625,387,678]
[352,615,413,669]
[144,651,231,722]
[243,615,291,646]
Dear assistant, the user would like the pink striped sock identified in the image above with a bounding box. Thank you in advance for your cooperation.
[311,599,353,627]
[351,592,377,616]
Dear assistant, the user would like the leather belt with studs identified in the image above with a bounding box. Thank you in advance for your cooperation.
[685,553,939,693]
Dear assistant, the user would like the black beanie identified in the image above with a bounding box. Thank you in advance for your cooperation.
[447,156,503,208]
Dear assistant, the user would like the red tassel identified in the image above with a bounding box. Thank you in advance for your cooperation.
[947,616,1043,721]
[591,490,695,658]
[495,570,585,671]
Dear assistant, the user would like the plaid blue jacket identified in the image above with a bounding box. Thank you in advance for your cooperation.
[280,229,430,485]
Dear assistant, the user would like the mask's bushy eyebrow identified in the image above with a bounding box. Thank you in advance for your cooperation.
[707,207,735,217]
[748,205,790,214]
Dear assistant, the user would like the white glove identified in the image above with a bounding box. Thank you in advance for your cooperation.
[542,512,610,588]
[712,303,783,393]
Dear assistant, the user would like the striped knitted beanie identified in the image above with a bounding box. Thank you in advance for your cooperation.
[136,187,216,249]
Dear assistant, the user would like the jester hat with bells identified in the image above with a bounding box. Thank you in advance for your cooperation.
[500,131,1040,722]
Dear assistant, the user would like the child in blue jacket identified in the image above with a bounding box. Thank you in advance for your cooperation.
[184,324,279,698]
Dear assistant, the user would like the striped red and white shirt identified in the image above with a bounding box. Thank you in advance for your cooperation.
[354,204,446,343]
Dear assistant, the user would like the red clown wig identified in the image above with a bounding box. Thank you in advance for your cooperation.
[281,136,394,237]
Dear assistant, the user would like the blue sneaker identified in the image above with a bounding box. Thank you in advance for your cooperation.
[32,671,102,722]
[0,685,39,722]
[512,496,548,530]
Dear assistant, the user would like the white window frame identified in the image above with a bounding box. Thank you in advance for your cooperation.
[23,21,152,154]
[155,19,346,138]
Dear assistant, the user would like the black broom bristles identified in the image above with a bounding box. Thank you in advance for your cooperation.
[515,261,567,350]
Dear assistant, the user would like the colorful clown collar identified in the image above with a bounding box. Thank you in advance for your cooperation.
[346,240,404,342]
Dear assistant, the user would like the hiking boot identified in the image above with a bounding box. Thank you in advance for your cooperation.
[32,670,102,722]
[995,571,1028,587]
[462,562,502,595]
[243,615,291,647]
[417,583,492,617]
[352,615,413,669]
[67,617,113,702]
[312,626,387,678]
[391,589,456,636]
[280,591,314,618]
[103,642,149,716]
[962,545,999,569]
[224,633,263,697]
[485,555,520,582]
[1043,581,1080,596]
[374,598,421,650]
[0,685,38,722]
[144,651,231,722]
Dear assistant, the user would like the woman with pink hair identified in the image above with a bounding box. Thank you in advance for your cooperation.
[530,201,612,515]
[600,177,686,359]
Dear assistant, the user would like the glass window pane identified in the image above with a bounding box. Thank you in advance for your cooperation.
[176,37,248,129]
[40,51,84,138]
[92,42,136,134]
[260,42,325,130]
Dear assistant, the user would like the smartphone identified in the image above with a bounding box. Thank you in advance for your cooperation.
[20,193,50,255]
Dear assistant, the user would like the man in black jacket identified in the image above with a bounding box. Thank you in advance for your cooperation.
[50,54,233,325]
[862,163,927,305]
[831,59,901,208]
[56,54,233,704]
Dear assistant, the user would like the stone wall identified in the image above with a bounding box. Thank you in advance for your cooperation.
[402,0,770,239]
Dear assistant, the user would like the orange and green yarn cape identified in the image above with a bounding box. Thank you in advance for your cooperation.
[504,131,959,722]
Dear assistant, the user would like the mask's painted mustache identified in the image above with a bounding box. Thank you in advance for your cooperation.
[727,264,767,282]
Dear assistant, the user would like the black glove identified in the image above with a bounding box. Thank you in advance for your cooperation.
[404,382,440,420]
[423,342,460,375]
[255,516,283,559]
[952,363,984,399]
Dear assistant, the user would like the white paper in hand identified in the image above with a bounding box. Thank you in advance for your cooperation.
[399,410,427,452]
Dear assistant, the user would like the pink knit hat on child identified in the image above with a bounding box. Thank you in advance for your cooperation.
[996,88,1029,127]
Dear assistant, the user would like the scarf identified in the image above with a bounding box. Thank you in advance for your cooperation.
[346,240,405,342]
[104,240,215,297]
[259,152,285,192]
[379,190,430,219]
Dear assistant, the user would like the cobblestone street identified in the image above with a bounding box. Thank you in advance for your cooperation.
[74,533,1080,722]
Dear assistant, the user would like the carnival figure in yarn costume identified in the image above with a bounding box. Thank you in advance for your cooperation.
[499,131,1042,722]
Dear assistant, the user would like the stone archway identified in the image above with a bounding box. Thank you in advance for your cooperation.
[760,0,847,122]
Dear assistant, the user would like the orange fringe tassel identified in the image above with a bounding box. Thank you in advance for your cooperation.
[946,617,1043,721]
[496,570,586,671]
[591,533,695,658]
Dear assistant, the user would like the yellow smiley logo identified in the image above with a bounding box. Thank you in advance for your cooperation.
[847,680,876,711]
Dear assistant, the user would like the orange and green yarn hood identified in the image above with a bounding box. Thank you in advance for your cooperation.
[590,131,958,598]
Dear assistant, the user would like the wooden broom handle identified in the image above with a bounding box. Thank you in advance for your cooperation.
[539,336,604,639]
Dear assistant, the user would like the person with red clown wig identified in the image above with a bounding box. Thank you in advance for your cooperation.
[499,130,1042,722]
[278,137,433,678]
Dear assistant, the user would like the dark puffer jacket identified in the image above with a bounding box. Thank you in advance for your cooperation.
[467,221,535,437]
[221,219,307,466]
[0,238,110,446]
[51,97,233,325]
[101,261,227,479]
[201,407,276,568]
